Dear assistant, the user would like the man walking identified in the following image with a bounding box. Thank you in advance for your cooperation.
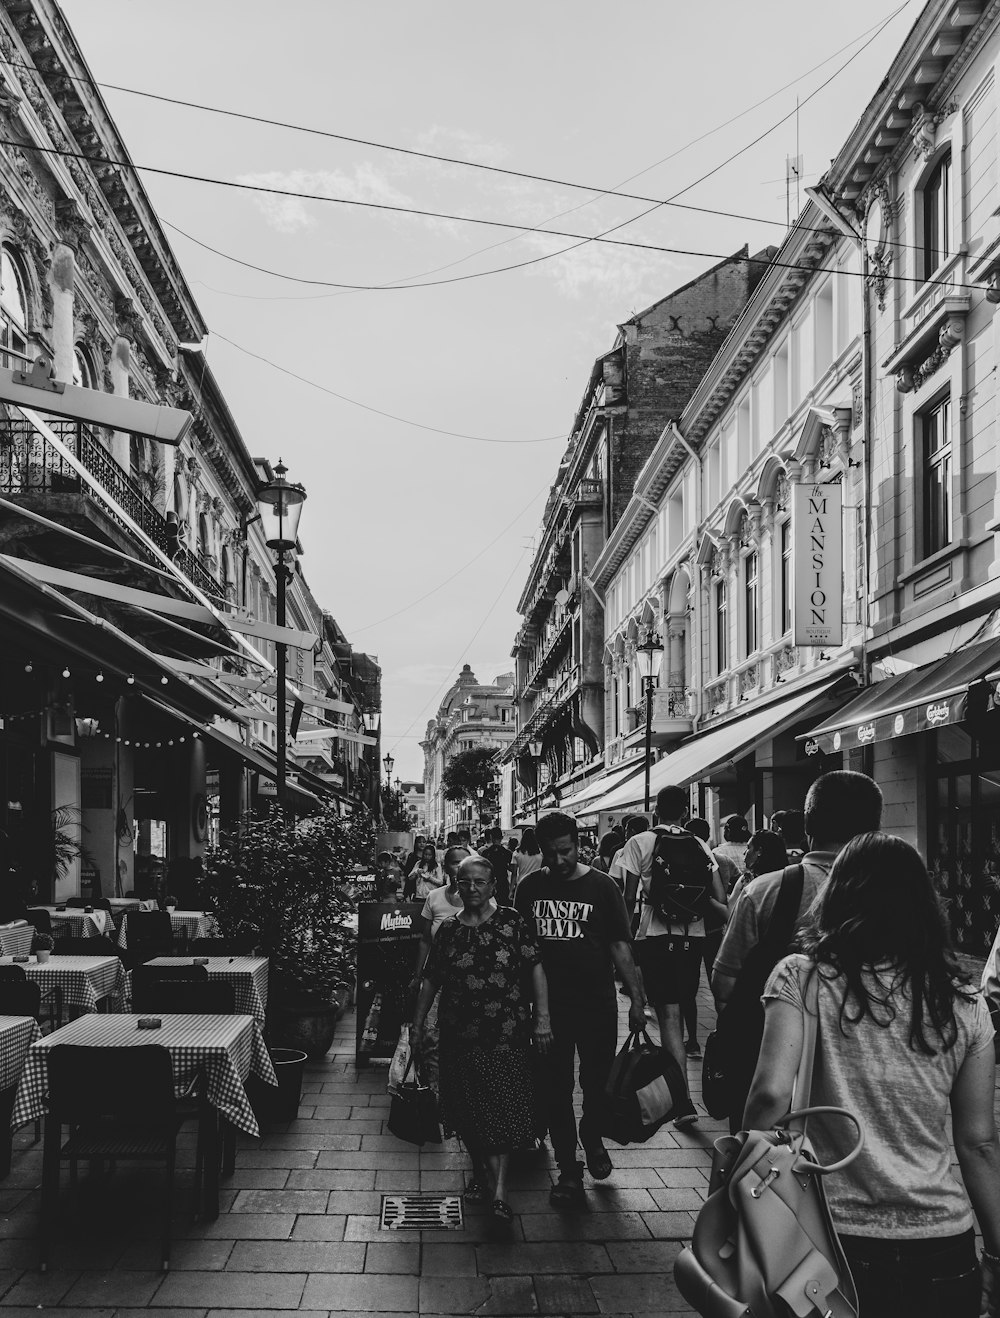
[515,810,645,1207]
[711,770,883,1130]
[611,785,727,1127]
[480,827,513,905]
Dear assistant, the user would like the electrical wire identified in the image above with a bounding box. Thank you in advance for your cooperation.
[209,331,562,444]
[385,545,530,759]
[346,482,550,633]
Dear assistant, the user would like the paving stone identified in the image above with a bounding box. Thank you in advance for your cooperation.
[184,1213,297,1239]
[301,1272,419,1311]
[420,1242,478,1276]
[521,1210,652,1241]
[233,1149,318,1169]
[117,1239,235,1271]
[363,1242,420,1273]
[590,1270,691,1312]
[325,1190,384,1214]
[227,1240,365,1271]
[647,1186,707,1210]
[377,1169,421,1191]
[224,1169,290,1189]
[476,1242,614,1274]
[511,1187,657,1213]
[153,1271,306,1308]
[61,1271,165,1307]
[316,1150,420,1170]
[418,1170,465,1192]
[607,1240,685,1272]
[230,1188,330,1214]
[287,1169,376,1190]
[0,1269,79,1306]
[534,1276,600,1313]
[641,1211,698,1239]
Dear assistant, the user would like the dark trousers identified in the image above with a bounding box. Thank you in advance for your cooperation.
[840,1228,979,1317]
[541,999,618,1173]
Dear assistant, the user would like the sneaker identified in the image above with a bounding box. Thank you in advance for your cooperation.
[584,1143,613,1180]
[549,1164,586,1208]
[673,1097,700,1129]
[684,1038,702,1058]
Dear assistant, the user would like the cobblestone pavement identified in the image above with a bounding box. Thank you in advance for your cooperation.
[0,966,993,1315]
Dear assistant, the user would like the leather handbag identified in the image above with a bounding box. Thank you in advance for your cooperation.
[386,1057,442,1146]
[675,969,865,1318]
[603,1029,687,1145]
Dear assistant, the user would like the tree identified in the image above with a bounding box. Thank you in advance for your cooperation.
[443,747,498,806]
[381,785,410,831]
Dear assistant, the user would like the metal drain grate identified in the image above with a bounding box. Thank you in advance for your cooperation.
[380,1192,464,1230]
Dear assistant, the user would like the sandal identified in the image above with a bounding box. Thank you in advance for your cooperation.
[584,1144,613,1180]
[463,1178,490,1203]
[549,1170,585,1208]
[492,1198,514,1222]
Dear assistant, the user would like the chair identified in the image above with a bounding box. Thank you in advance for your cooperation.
[40,1044,202,1271]
[65,898,91,909]
[125,912,174,966]
[132,980,236,1016]
[0,971,60,1032]
[25,909,53,936]
[131,964,206,1005]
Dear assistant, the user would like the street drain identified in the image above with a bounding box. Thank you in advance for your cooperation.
[380,1193,464,1230]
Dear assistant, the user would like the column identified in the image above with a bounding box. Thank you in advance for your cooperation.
[111,295,139,470]
[51,200,88,383]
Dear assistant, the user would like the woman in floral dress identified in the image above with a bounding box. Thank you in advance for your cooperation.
[411,854,552,1221]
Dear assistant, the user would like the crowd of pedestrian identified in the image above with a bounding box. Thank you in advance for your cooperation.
[398,771,1000,1315]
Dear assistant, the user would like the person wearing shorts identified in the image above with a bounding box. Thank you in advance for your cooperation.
[611,785,727,1127]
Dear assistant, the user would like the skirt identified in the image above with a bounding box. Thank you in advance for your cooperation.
[439,1043,537,1153]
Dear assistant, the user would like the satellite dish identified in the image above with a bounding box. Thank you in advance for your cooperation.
[554,588,570,606]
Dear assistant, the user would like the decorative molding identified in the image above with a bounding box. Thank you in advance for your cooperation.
[54,197,89,253]
[739,663,760,695]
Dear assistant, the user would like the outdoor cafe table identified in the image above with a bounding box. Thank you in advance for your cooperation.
[0,955,126,1016]
[0,923,33,957]
[116,910,217,949]
[12,1013,276,1216]
[36,906,111,939]
[144,957,269,1026]
[0,1015,41,1177]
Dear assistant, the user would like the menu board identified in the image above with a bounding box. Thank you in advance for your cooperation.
[355,901,422,1067]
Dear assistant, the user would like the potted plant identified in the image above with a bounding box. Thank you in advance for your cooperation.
[32,932,54,964]
[202,804,370,1057]
[163,894,178,913]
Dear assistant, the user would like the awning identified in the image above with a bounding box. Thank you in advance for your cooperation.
[200,723,327,813]
[560,760,646,813]
[801,636,1000,756]
[589,678,847,814]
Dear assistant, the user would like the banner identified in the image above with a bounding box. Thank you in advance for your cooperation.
[792,482,843,648]
[355,901,422,1067]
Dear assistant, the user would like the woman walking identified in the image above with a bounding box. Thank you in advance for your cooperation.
[406,846,471,1092]
[404,842,445,901]
[410,854,552,1221]
[745,833,1000,1317]
[513,826,542,893]
[725,827,788,909]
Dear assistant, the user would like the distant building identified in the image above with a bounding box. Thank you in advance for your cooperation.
[399,781,425,833]
[422,665,515,838]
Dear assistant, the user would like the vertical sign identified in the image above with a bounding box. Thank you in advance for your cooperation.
[793,482,843,648]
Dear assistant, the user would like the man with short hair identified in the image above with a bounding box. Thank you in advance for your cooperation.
[713,815,750,893]
[612,785,726,1127]
[769,808,807,862]
[712,770,883,1129]
[515,811,645,1207]
[481,827,513,905]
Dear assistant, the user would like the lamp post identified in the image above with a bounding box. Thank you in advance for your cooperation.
[635,628,665,813]
[527,738,543,824]
[256,460,306,815]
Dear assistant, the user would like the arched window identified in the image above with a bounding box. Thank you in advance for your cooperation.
[744,550,759,656]
[72,347,93,389]
[715,579,728,675]
[198,513,211,564]
[0,246,27,368]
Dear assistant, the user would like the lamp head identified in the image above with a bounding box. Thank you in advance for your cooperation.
[257,459,306,551]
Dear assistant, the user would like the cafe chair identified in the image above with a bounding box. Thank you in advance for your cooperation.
[40,1044,203,1272]
[131,980,236,1016]
[125,912,175,967]
[25,909,53,936]
[65,898,92,909]
[0,968,61,1032]
[56,936,123,960]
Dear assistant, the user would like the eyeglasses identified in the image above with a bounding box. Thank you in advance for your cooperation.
[456,877,492,888]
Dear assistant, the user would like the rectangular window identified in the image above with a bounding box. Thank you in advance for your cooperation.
[814,280,834,375]
[921,395,952,558]
[923,154,951,280]
[774,342,790,427]
[855,503,865,621]
[780,519,792,635]
[715,579,728,675]
[744,551,759,656]
[612,678,620,736]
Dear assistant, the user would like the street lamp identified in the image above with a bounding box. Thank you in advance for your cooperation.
[527,738,544,824]
[383,752,394,781]
[635,627,664,813]
[256,460,306,814]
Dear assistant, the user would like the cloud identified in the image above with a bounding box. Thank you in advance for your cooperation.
[236,163,412,233]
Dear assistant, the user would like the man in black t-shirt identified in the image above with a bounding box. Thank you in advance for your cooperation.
[515,810,645,1208]
[480,827,512,905]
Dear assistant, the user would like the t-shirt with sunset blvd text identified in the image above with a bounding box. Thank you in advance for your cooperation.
[514,866,632,1009]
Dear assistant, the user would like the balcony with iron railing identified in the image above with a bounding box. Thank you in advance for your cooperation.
[0,415,224,599]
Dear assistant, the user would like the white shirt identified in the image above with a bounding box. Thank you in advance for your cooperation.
[609,826,719,939]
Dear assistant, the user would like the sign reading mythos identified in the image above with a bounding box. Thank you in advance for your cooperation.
[793,483,843,648]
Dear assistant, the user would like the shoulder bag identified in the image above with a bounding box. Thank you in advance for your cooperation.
[676,969,864,1318]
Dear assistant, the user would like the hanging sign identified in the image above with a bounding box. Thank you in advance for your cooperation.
[792,483,843,648]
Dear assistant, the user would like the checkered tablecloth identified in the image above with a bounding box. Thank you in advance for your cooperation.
[39,907,111,938]
[11,1012,275,1136]
[0,956,125,1014]
[0,1016,40,1092]
[144,958,269,1025]
[0,924,33,957]
[116,911,217,949]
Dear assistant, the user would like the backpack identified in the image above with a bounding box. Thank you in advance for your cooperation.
[647,827,714,928]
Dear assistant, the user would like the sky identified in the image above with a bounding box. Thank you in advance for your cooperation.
[59,0,924,781]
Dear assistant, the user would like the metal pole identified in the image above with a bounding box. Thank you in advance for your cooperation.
[643,678,654,813]
[534,759,539,824]
[276,551,287,816]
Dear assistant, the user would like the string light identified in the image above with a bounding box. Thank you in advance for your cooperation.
[61,667,71,678]
[126,674,135,685]
[23,662,32,674]
[95,672,104,683]
[160,676,168,685]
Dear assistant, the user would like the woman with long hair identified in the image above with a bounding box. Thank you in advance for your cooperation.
[745,833,1000,1317]
[513,826,542,892]
[404,843,445,901]
[725,827,788,909]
